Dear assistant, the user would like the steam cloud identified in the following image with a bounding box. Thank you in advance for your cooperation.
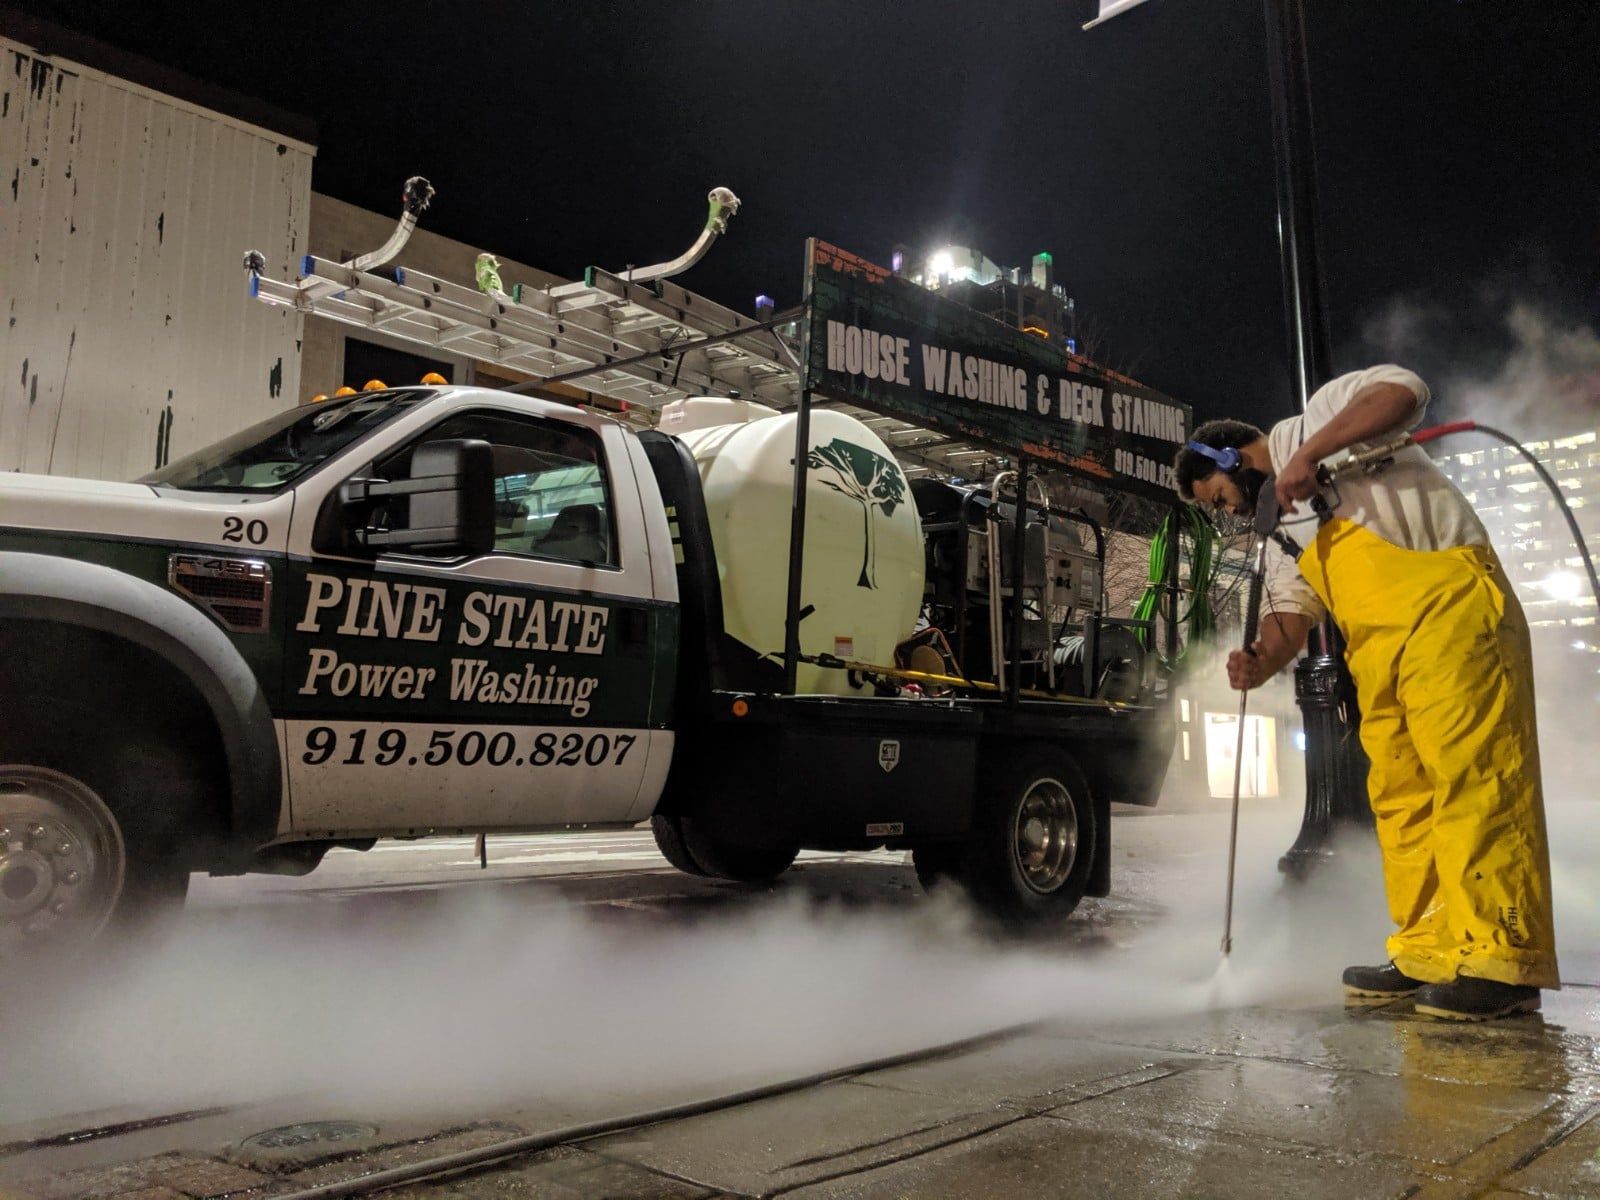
[1358,294,1600,435]
[0,805,1374,1127]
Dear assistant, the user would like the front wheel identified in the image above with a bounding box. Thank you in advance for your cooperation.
[0,765,188,951]
[962,750,1096,922]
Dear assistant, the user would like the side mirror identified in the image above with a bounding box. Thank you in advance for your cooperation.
[323,438,495,557]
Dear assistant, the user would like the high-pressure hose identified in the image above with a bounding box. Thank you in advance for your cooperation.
[1319,420,1600,616]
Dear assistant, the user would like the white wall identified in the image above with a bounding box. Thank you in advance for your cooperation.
[0,33,313,480]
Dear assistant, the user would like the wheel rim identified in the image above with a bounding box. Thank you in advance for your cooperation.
[1012,776,1078,894]
[0,766,125,947]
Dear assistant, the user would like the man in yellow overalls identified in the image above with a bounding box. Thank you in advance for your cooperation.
[1175,364,1559,1020]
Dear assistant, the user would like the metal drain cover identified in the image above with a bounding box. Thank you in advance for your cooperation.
[241,1121,379,1151]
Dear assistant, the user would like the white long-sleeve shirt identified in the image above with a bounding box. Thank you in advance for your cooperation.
[1262,364,1491,621]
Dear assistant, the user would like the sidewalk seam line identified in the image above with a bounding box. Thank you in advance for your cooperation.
[761,1114,1031,1197]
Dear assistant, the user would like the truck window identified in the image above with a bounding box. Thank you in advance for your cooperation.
[141,391,428,492]
[388,410,616,567]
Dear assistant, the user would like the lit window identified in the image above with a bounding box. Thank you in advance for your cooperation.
[1204,713,1280,799]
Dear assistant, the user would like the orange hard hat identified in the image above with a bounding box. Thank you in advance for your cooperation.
[333,386,358,397]
[361,379,388,392]
[309,393,329,404]
[420,372,448,385]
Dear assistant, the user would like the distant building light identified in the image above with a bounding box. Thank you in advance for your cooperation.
[1293,731,1307,752]
[891,250,905,274]
[1037,251,1053,265]
[1541,572,1583,602]
[1066,338,1078,354]
[930,250,955,278]
[754,293,775,315]
[1022,324,1050,339]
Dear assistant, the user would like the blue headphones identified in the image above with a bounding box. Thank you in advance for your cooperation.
[1186,439,1243,473]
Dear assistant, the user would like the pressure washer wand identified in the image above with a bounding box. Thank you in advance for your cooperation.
[1314,420,1477,485]
[1221,532,1268,957]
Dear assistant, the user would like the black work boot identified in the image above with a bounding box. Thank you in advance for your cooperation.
[1414,975,1541,1022]
[1342,962,1425,1004]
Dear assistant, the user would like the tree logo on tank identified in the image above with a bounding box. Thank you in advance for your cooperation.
[806,438,907,589]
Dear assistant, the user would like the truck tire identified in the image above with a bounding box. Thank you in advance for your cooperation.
[0,667,210,951]
[962,749,1096,922]
[676,816,798,883]
[650,814,709,877]
[0,759,192,951]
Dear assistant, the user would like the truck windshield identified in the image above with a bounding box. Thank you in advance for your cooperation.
[141,391,427,491]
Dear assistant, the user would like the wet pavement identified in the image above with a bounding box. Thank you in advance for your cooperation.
[2,802,1597,1199]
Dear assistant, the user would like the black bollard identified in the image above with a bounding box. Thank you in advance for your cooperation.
[1279,647,1372,878]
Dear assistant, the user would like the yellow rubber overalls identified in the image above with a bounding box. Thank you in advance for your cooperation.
[1298,518,1559,989]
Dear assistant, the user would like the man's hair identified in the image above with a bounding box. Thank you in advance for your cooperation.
[1172,419,1265,500]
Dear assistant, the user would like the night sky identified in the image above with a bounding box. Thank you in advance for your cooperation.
[14,0,1600,431]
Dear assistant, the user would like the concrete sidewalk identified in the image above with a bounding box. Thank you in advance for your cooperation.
[11,994,1597,1199]
[531,996,1600,1198]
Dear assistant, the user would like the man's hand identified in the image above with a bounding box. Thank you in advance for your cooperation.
[1274,450,1320,509]
[1227,645,1267,691]
[1224,613,1313,693]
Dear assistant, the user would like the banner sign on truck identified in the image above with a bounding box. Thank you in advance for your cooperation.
[801,239,1192,502]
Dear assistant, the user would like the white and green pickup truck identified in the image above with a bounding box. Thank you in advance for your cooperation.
[0,383,1174,949]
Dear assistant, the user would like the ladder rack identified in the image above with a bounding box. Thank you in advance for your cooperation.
[246,180,801,413]
[252,257,801,411]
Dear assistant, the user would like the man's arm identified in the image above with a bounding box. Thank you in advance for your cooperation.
[1276,382,1420,503]
[1298,382,1419,461]
[1227,611,1314,690]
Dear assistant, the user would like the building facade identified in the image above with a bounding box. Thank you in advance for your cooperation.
[0,23,313,481]
[1431,430,1599,631]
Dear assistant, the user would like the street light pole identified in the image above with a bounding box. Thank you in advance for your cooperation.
[1261,0,1374,874]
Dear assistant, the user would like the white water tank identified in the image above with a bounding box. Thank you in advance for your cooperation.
[664,398,925,696]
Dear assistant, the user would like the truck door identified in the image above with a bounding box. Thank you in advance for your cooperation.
[281,404,671,837]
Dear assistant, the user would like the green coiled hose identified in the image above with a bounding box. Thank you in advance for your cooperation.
[1133,507,1223,662]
